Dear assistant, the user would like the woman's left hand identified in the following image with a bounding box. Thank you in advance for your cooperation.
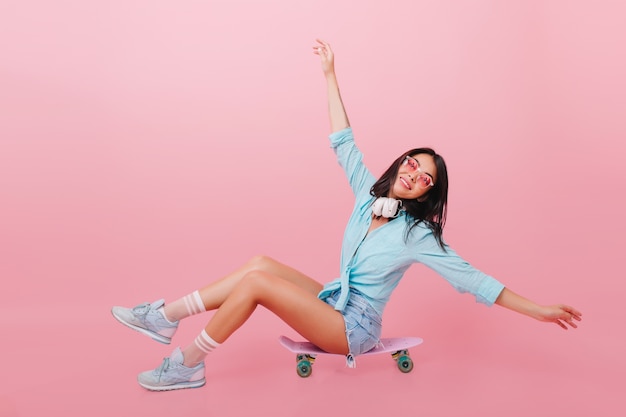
[495,288,582,330]
[537,304,583,330]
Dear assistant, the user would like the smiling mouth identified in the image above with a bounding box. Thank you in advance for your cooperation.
[400,177,412,190]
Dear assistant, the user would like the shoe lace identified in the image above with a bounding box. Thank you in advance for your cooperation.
[132,302,151,316]
[154,358,170,381]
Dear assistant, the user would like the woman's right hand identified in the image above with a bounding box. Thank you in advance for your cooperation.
[314,39,350,131]
[313,39,335,76]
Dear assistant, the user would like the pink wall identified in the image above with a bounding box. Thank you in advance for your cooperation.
[1,1,624,416]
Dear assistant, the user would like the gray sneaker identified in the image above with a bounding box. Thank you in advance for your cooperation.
[138,347,206,391]
[111,299,178,344]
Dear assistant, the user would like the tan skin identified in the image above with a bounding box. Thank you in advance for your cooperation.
[168,40,581,364]
[197,255,348,354]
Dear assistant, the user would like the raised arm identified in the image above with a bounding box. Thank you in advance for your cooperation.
[313,39,350,133]
[495,287,582,330]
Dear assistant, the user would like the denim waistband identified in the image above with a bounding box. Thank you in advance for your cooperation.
[326,288,377,314]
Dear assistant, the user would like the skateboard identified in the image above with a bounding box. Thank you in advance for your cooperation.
[279,335,423,378]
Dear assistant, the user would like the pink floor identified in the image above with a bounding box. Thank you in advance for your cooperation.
[2,289,622,417]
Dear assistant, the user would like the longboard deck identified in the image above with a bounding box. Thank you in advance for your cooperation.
[279,335,423,356]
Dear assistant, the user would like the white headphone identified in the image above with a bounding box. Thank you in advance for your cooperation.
[371,197,403,218]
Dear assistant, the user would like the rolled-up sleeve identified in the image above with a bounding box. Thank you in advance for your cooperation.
[329,128,376,198]
[415,233,505,306]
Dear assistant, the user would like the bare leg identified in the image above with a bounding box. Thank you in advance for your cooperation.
[136,271,343,390]
[195,255,323,311]
[204,270,348,354]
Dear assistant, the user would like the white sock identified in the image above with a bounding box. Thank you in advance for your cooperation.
[162,290,207,322]
[182,330,221,367]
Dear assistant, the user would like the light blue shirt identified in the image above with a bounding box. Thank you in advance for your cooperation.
[317,127,505,315]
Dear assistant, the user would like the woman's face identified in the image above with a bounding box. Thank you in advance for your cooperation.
[389,153,437,200]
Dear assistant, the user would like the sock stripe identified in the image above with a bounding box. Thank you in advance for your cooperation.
[183,295,193,316]
[192,290,207,313]
[194,330,220,354]
[183,291,206,316]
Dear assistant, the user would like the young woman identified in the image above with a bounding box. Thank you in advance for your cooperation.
[111,39,582,391]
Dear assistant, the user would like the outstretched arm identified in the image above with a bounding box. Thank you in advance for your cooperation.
[313,39,350,133]
[495,287,582,330]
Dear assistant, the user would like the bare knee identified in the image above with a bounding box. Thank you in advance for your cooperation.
[233,270,274,302]
[245,255,279,273]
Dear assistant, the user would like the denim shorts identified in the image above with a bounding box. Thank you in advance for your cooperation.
[322,289,383,356]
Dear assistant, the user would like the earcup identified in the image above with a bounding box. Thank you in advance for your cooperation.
[372,197,402,218]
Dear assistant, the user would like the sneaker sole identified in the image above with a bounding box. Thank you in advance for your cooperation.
[111,309,171,345]
[138,378,206,391]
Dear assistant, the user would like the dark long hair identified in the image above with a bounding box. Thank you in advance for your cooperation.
[370,148,449,250]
